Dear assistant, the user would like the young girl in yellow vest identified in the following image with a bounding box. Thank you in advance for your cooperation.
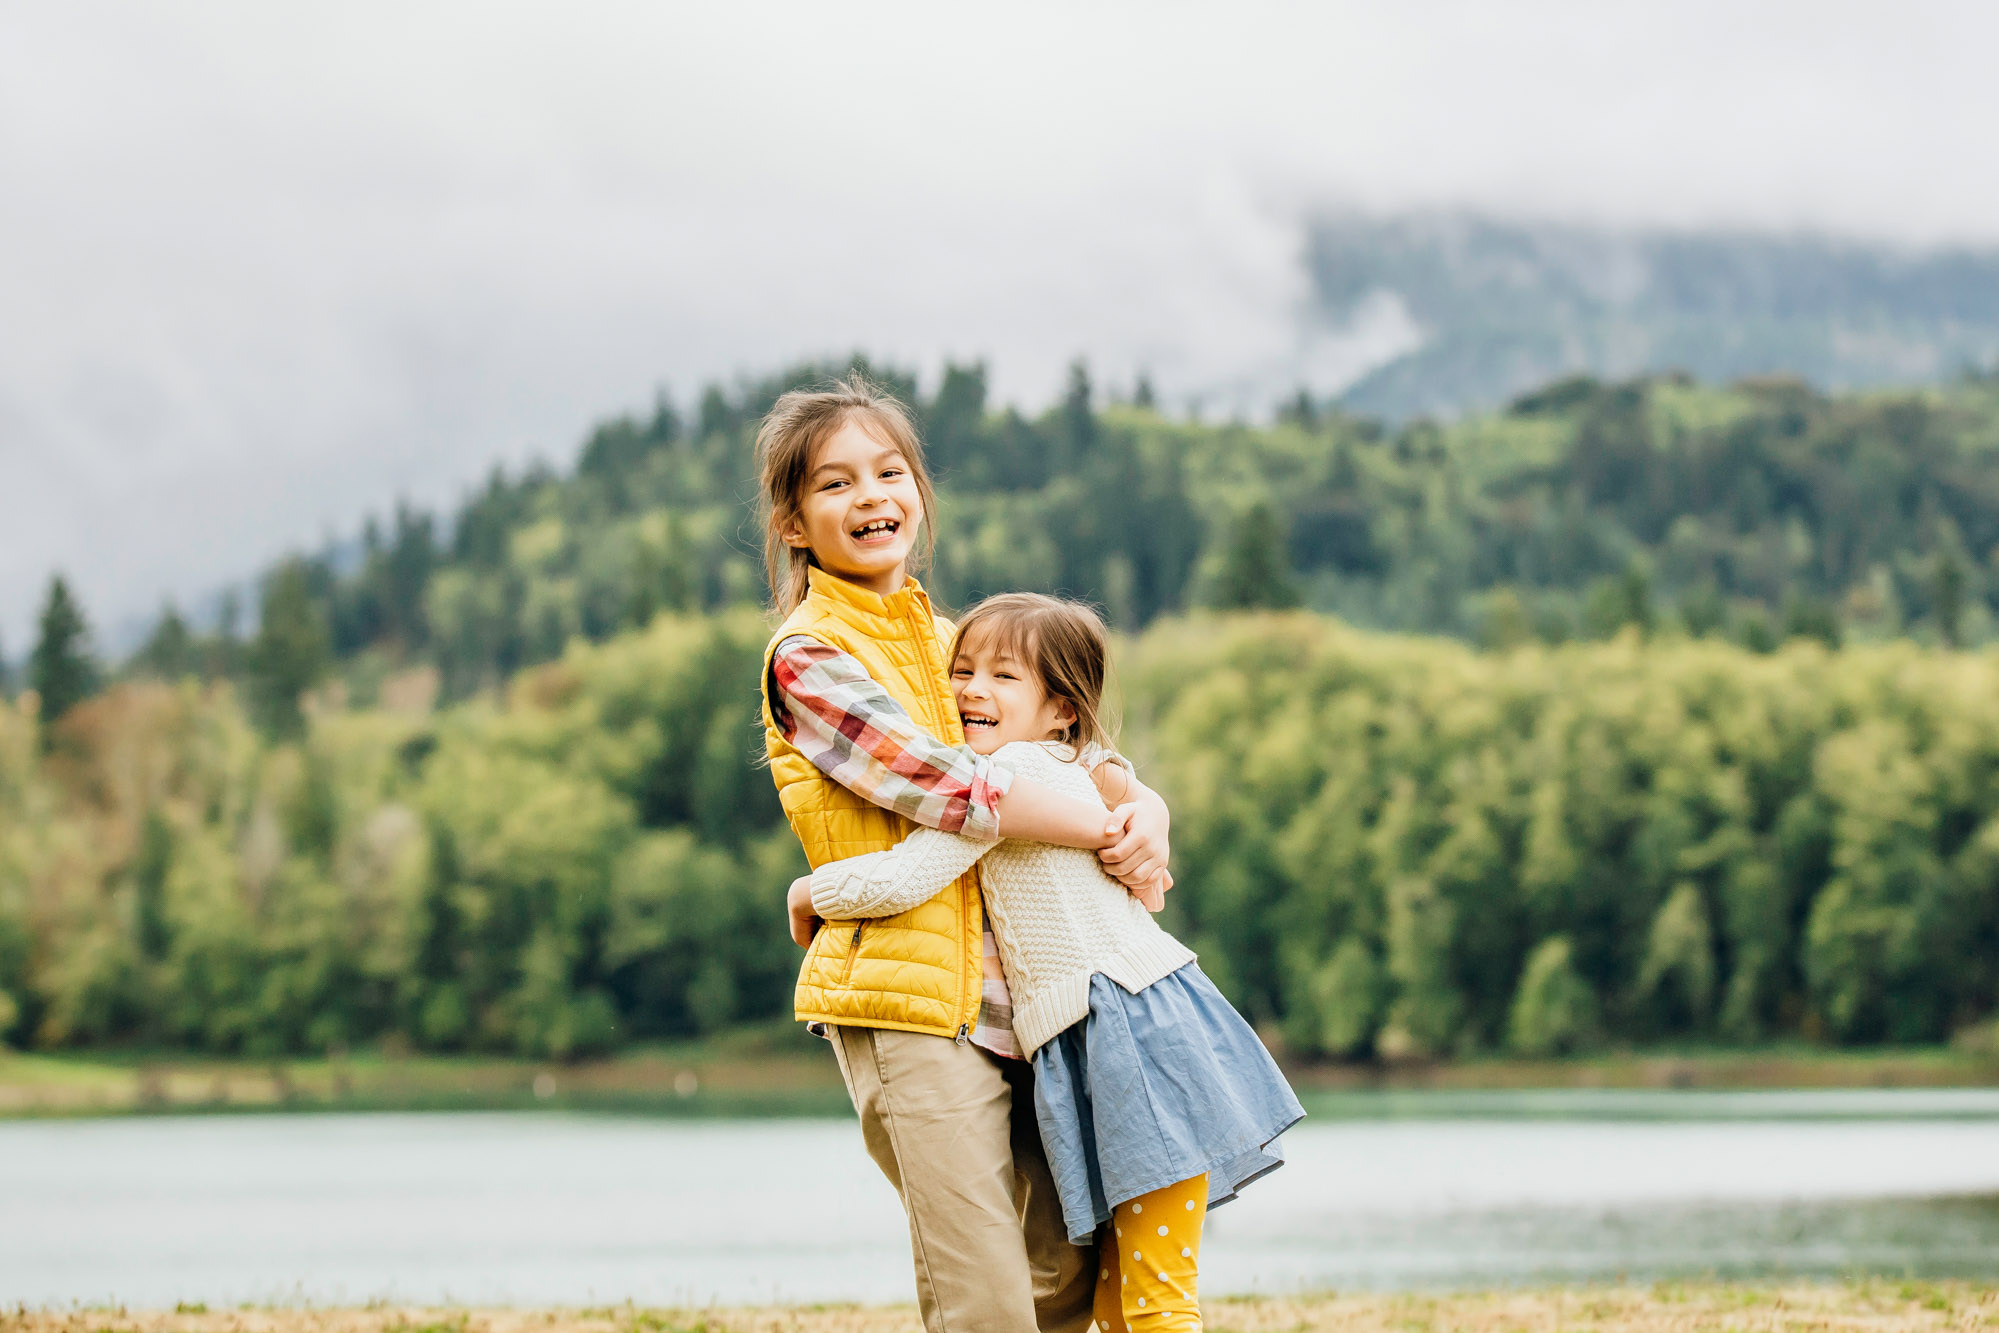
[755,377,1176,1333]
[807,593,1304,1332]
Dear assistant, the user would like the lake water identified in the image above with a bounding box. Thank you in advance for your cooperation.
[7,1090,1999,1307]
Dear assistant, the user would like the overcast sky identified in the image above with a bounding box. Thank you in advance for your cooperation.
[6,1,1999,651]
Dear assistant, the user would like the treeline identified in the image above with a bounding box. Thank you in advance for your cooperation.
[4,608,1998,1057]
[1134,617,1999,1055]
[0,612,797,1056]
[11,359,1999,747]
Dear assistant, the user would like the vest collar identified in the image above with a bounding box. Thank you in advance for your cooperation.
[804,564,932,630]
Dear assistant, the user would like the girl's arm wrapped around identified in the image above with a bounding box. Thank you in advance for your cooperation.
[808,826,994,922]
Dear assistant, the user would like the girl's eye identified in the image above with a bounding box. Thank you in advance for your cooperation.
[881,466,904,478]
[997,672,1016,681]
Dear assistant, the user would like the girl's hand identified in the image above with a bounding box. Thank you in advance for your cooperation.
[787,874,821,949]
[1099,801,1171,893]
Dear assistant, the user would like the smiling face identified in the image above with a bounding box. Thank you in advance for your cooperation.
[780,418,926,597]
[950,623,1077,756]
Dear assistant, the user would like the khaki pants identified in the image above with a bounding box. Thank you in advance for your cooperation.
[830,1024,1094,1333]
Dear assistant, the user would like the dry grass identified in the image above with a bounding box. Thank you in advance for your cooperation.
[9,1283,1998,1333]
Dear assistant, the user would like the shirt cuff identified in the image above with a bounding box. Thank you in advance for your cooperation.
[959,753,1013,842]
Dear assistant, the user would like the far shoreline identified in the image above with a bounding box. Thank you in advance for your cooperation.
[4,1027,1997,1119]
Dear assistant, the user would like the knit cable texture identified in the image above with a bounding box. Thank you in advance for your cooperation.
[811,740,1195,1057]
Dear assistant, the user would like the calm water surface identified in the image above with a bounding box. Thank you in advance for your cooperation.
[6,1091,1999,1307]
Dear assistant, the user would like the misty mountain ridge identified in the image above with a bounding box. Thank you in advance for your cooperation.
[1306,214,1999,420]
[48,214,1999,658]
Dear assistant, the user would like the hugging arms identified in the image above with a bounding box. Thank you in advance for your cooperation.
[769,636,1171,949]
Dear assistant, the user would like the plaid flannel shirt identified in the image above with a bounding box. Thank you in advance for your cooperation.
[770,635,1021,1059]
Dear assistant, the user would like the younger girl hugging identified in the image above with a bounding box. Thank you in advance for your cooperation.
[755,377,1175,1333]
[807,593,1305,1332]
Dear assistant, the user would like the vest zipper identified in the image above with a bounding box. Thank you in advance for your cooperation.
[912,595,981,1041]
[839,923,864,982]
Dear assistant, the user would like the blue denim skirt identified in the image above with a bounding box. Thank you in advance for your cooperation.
[1031,961,1306,1244]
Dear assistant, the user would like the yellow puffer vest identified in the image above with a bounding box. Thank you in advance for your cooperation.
[761,566,982,1038]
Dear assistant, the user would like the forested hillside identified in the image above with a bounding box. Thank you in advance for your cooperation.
[35,354,1999,723]
[6,610,1999,1059]
[8,360,1999,1061]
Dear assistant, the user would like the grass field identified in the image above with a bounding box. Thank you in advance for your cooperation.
[3,1025,1997,1118]
[9,1283,1997,1333]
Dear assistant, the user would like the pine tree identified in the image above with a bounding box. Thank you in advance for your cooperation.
[1934,550,1967,647]
[1058,359,1097,467]
[1210,504,1300,610]
[248,558,331,739]
[29,574,97,747]
[134,603,196,680]
[1279,387,1319,430]
[205,589,245,679]
[382,502,436,650]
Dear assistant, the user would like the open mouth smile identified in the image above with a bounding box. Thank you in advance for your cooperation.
[962,713,999,731]
[851,517,900,545]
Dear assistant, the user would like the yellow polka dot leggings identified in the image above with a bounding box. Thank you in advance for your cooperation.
[1092,1173,1208,1331]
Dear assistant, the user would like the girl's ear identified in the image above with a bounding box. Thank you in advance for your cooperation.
[779,517,811,549]
[1052,696,1078,735]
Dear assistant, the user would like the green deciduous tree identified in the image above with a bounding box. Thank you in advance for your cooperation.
[1507,936,1598,1056]
[1633,883,1717,1034]
[1305,936,1384,1057]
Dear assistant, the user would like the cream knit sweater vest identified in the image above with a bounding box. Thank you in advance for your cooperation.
[809,740,1196,1058]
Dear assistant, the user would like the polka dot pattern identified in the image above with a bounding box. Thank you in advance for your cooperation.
[1091,1172,1209,1332]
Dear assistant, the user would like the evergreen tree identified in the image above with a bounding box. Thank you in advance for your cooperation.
[1279,387,1320,430]
[1934,550,1967,647]
[1057,359,1097,468]
[1210,504,1299,610]
[923,361,990,481]
[1678,581,1726,637]
[381,502,436,650]
[647,387,682,444]
[133,604,197,680]
[1782,591,1842,649]
[696,384,734,442]
[29,574,97,747]
[0,629,11,698]
[1132,373,1157,412]
[206,589,245,679]
[247,559,331,739]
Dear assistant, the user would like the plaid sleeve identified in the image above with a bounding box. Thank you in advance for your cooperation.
[769,636,1012,840]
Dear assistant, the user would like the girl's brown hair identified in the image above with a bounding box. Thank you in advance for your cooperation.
[950,593,1117,754]
[754,375,940,612]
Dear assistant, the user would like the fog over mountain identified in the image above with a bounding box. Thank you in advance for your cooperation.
[7,2,1999,651]
[1310,217,1999,420]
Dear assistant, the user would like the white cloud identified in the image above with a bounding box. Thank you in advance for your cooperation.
[3,1,1997,647]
